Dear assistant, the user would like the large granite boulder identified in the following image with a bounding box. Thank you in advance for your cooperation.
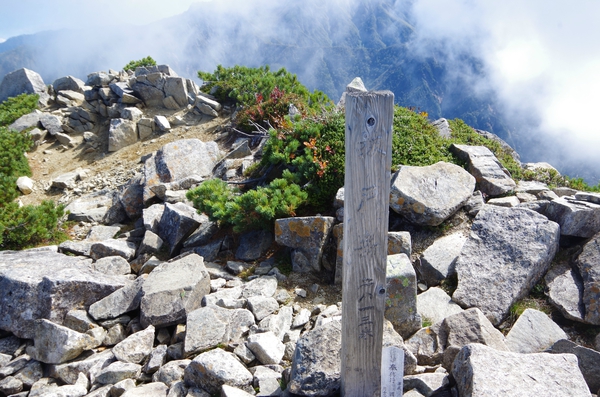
[544,195,600,238]
[140,254,210,328]
[274,216,335,273]
[575,232,600,324]
[548,339,600,393]
[544,262,585,322]
[416,287,463,326]
[505,308,568,353]
[0,250,126,339]
[0,68,48,105]
[184,348,253,394]
[452,344,590,396]
[416,232,466,286]
[450,144,516,196]
[108,119,138,152]
[452,206,560,325]
[27,320,97,364]
[389,161,475,226]
[157,202,204,256]
[142,139,220,203]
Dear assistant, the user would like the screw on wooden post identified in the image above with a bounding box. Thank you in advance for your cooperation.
[341,90,394,397]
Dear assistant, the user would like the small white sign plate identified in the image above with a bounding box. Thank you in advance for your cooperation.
[381,346,404,397]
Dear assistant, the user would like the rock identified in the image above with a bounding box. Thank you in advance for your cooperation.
[416,232,466,286]
[93,256,131,276]
[112,325,155,364]
[137,117,155,140]
[27,319,97,364]
[137,230,163,256]
[390,162,475,226]
[110,379,136,396]
[140,253,210,328]
[452,206,560,325]
[120,107,143,122]
[544,196,600,238]
[121,382,168,397]
[163,77,189,107]
[142,139,220,203]
[274,216,335,272]
[13,359,43,388]
[184,306,254,356]
[154,115,171,131]
[292,308,312,328]
[16,176,34,195]
[452,343,590,397]
[505,309,568,353]
[157,202,204,255]
[288,320,341,396]
[63,310,97,334]
[108,119,138,152]
[258,306,293,341]
[247,331,285,365]
[0,336,21,356]
[387,231,412,256]
[39,113,64,135]
[48,349,114,385]
[450,144,516,196]
[89,239,137,261]
[416,287,463,326]
[95,362,142,385]
[576,192,600,205]
[487,196,520,207]
[143,344,167,374]
[432,118,452,138]
[8,110,42,132]
[196,102,218,117]
[0,376,23,395]
[242,276,278,298]
[195,95,222,112]
[548,339,600,393]
[247,296,279,321]
[544,262,585,322]
[64,190,127,224]
[575,232,600,324]
[152,359,190,386]
[386,254,421,338]
[53,76,85,93]
[0,68,48,104]
[163,96,180,110]
[184,348,253,394]
[88,275,146,321]
[52,171,79,189]
[0,250,125,339]
[236,229,274,261]
[403,373,449,396]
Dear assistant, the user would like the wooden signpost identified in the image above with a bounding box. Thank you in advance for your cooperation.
[341,91,395,397]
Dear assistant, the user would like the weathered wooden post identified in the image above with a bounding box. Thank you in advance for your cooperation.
[341,90,394,396]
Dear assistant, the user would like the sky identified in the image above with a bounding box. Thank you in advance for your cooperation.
[1,0,599,181]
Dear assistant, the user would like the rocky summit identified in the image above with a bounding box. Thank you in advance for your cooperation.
[1,65,600,397]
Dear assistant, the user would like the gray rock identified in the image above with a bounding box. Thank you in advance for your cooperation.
[387,231,412,256]
[64,190,126,224]
[90,239,137,261]
[292,309,312,329]
[88,275,146,321]
[247,331,285,365]
[39,113,64,135]
[0,376,23,395]
[452,343,590,397]
[163,77,189,108]
[95,361,142,385]
[487,196,521,207]
[403,373,448,396]
[184,306,254,356]
[120,107,143,122]
[417,232,466,286]
[195,95,222,112]
[35,372,88,397]
[548,339,600,393]
[142,139,219,203]
[16,176,34,195]
[63,310,97,333]
[104,324,127,347]
[110,379,136,397]
[154,115,171,131]
[184,348,253,394]
[157,202,204,255]
[112,325,155,364]
[140,253,210,328]
[576,232,600,324]
[452,206,560,325]
[143,344,167,374]
[0,354,31,379]
[137,230,163,256]
[152,359,190,386]
[464,190,484,216]
[86,71,112,86]
[94,256,131,276]
[242,276,278,298]
[108,119,138,152]
[450,144,516,196]
[505,308,568,353]
[137,117,155,140]
[432,118,451,138]
[247,296,279,321]
[288,320,341,396]
[543,196,600,238]
[53,76,85,93]
[0,68,47,104]
[544,263,585,322]
[0,335,21,356]
[13,359,43,388]
[48,349,115,385]
[52,171,79,189]
[382,319,418,375]
[27,320,96,364]
[275,216,335,272]
[121,382,168,397]
[258,306,293,341]
[577,192,600,205]
[0,250,125,339]
[131,83,164,107]
[196,102,218,117]
[386,254,421,338]
[390,162,475,226]
[417,287,463,326]
[236,229,274,261]
[9,110,42,132]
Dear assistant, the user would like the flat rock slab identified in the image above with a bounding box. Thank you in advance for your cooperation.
[140,253,210,328]
[275,216,335,273]
[417,232,466,286]
[27,319,97,364]
[544,196,600,238]
[453,206,560,325]
[386,254,421,338]
[389,161,475,226]
[452,344,590,397]
[505,308,567,354]
[0,250,126,339]
[575,232,600,324]
[450,144,516,196]
[184,348,252,394]
[548,339,600,393]
[417,287,463,326]
[544,262,585,322]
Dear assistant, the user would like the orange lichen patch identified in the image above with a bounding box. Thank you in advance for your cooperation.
[310,217,328,233]
[395,196,405,206]
[274,222,283,237]
[412,202,426,214]
[337,247,344,258]
[288,220,312,238]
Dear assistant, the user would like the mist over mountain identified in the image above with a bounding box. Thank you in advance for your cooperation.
[0,0,597,183]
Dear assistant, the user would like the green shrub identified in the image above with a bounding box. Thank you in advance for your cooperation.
[0,201,66,250]
[0,93,39,126]
[0,126,33,204]
[123,56,157,72]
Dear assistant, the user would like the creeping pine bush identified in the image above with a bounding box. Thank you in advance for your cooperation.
[123,56,157,72]
[0,94,67,250]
